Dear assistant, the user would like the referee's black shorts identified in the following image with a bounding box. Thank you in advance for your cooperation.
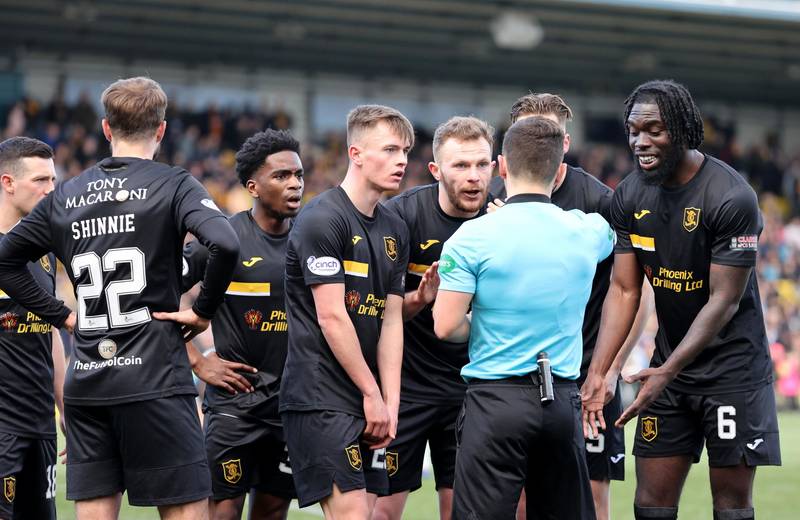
[453,375,595,520]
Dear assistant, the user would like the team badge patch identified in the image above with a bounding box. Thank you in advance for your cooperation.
[385,451,399,476]
[682,207,701,232]
[221,459,243,484]
[0,312,18,332]
[641,416,658,442]
[345,444,363,471]
[384,237,398,261]
[244,309,263,330]
[39,256,52,273]
[3,476,14,503]
[345,290,361,311]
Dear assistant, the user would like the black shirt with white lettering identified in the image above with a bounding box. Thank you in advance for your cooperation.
[0,157,238,405]
[0,244,56,438]
[612,155,771,394]
[383,184,478,404]
[490,166,613,381]
[280,187,409,417]
[183,211,289,426]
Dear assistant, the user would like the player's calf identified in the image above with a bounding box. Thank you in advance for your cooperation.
[209,495,245,520]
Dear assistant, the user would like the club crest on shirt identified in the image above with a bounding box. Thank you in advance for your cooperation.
[682,207,701,232]
[345,444,363,471]
[244,309,263,330]
[0,312,18,332]
[221,459,243,484]
[3,476,14,503]
[345,290,361,311]
[641,416,658,442]
[385,451,399,476]
[384,237,398,262]
[39,256,52,273]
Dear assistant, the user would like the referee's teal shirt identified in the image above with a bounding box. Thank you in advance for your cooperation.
[438,193,614,381]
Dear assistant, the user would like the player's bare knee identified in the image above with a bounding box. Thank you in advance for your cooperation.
[210,499,242,520]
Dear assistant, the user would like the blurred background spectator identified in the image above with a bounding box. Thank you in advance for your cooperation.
[3,92,799,407]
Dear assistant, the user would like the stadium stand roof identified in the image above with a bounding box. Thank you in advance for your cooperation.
[2,0,799,106]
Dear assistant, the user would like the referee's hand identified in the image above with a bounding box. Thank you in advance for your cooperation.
[363,392,392,449]
[580,372,606,440]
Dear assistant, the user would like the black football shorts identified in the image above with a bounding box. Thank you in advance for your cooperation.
[383,400,459,494]
[281,410,388,508]
[65,394,211,506]
[633,382,781,467]
[584,381,626,482]
[204,411,295,501]
[0,433,56,519]
[453,377,595,520]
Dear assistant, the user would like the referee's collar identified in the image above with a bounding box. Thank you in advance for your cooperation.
[505,193,551,205]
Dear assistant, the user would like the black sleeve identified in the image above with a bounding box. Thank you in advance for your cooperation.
[172,175,240,319]
[0,194,71,327]
[596,187,614,223]
[181,240,209,293]
[389,223,410,297]
[292,206,347,286]
[610,184,633,253]
[187,216,239,320]
[710,184,762,267]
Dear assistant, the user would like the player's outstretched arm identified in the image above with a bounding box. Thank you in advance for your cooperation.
[617,263,751,427]
[311,282,390,447]
[402,262,440,320]
[432,289,473,343]
[377,294,404,447]
[604,280,654,402]
[581,252,642,438]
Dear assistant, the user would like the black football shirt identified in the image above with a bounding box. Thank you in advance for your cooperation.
[0,247,56,438]
[183,210,289,426]
[611,155,771,394]
[0,157,234,405]
[490,166,614,381]
[280,187,409,417]
[383,183,480,404]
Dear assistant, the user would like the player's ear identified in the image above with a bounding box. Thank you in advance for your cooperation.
[428,161,441,181]
[101,119,113,143]
[245,179,258,199]
[154,121,167,143]
[0,173,15,195]
[348,144,362,166]
[498,154,508,180]
[563,133,571,154]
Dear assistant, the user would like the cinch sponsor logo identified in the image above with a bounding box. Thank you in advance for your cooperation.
[73,356,143,371]
[307,256,341,276]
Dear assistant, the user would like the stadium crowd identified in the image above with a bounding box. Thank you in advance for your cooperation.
[2,92,799,410]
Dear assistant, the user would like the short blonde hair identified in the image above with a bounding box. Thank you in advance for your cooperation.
[346,104,414,148]
[432,116,494,163]
[101,77,167,140]
[510,93,573,125]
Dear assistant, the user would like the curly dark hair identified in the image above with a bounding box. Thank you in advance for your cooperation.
[235,129,300,186]
[624,79,704,150]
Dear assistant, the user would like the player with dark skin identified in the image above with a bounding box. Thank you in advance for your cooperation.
[582,82,766,518]
[203,146,302,520]
[186,148,304,400]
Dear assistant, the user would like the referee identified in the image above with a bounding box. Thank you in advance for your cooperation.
[432,117,614,519]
